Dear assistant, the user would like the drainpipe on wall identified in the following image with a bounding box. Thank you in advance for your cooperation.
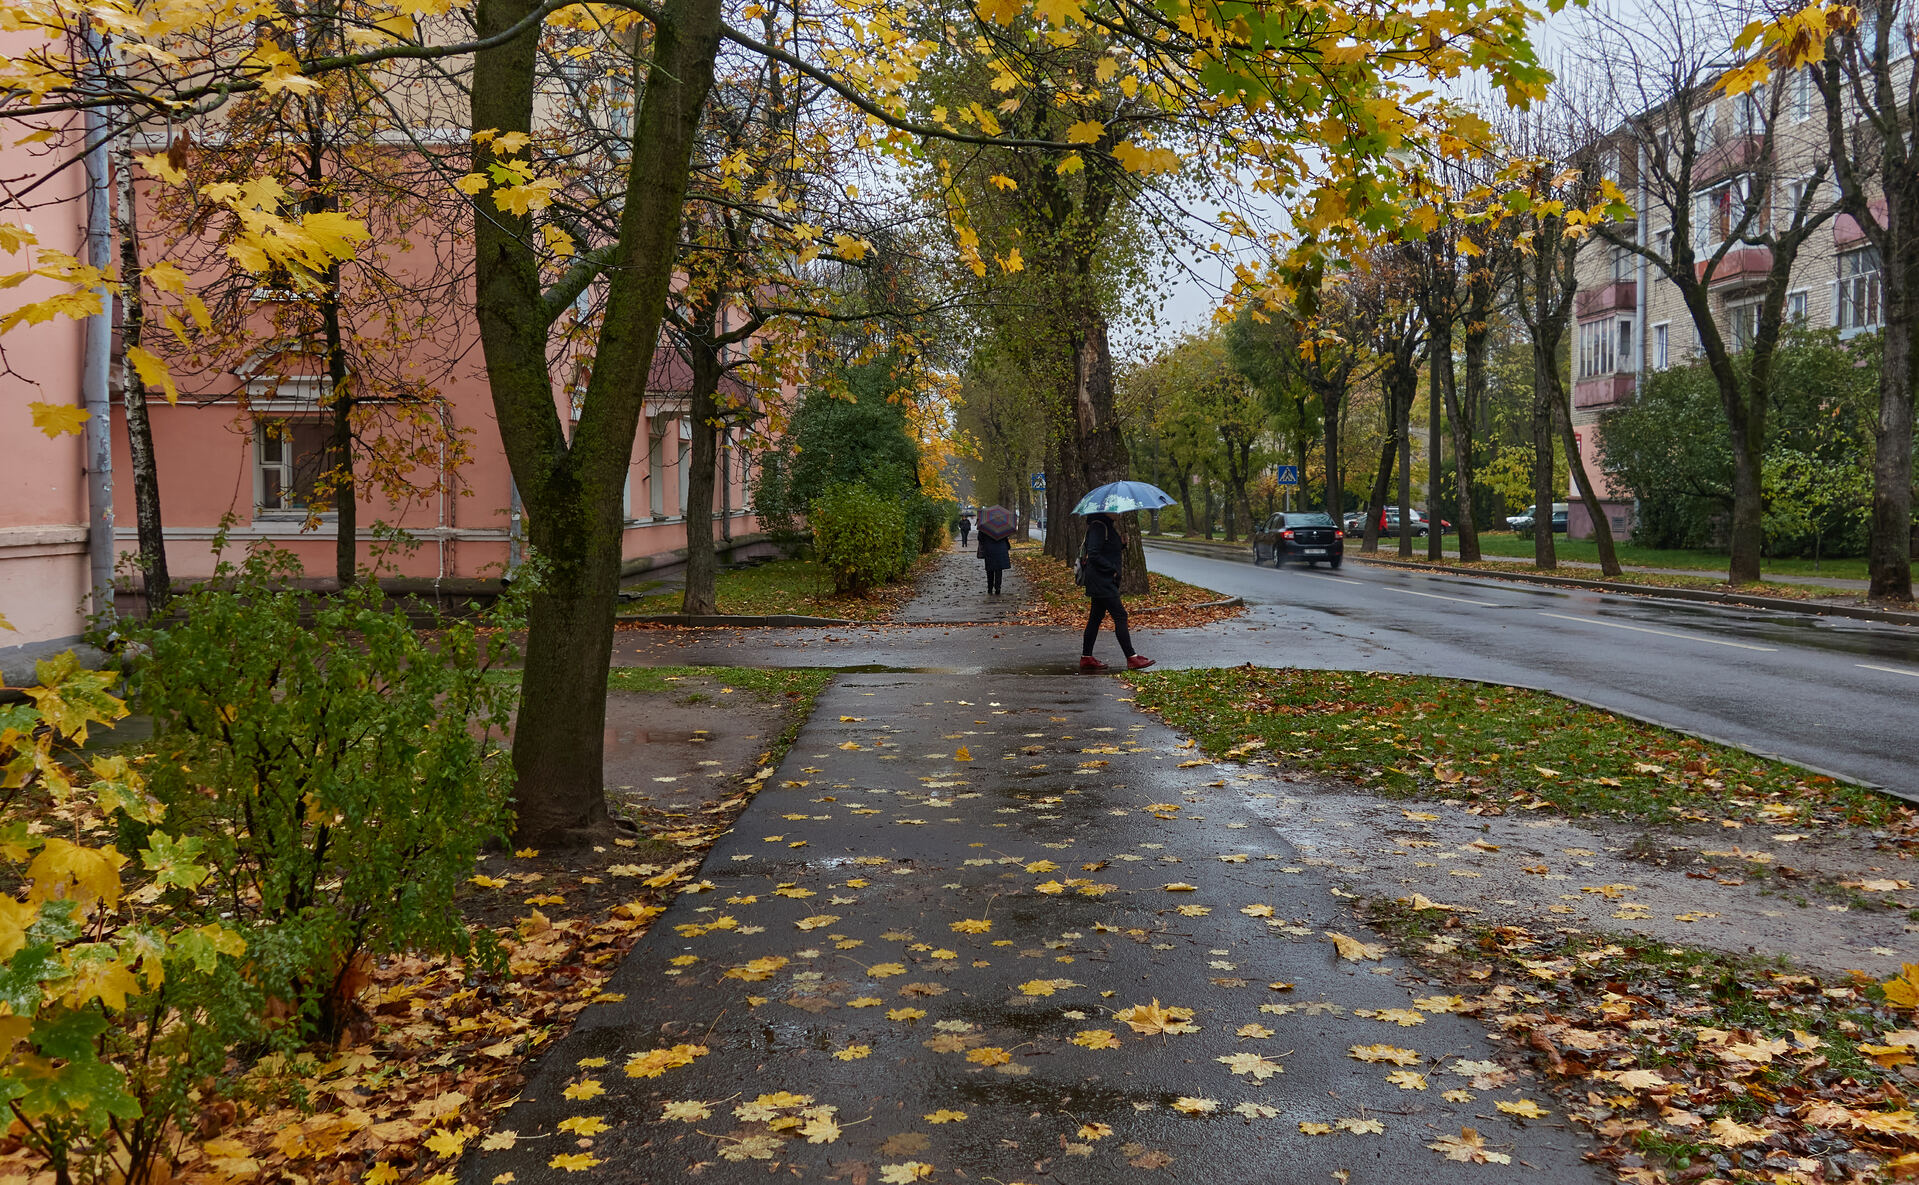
[506,481,523,579]
[80,43,115,624]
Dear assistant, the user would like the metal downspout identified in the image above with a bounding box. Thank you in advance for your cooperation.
[80,44,115,624]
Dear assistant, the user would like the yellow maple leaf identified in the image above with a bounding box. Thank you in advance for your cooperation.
[1071,1028,1121,1049]
[974,0,1021,24]
[623,1044,707,1078]
[833,233,870,261]
[924,1109,966,1123]
[29,402,88,438]
[556,1116,608,1136]
[1496,1099,1549,1119]
[1428,1127,1511,1165]
[998,248,1024,273]
[1349,1043,1420,1066]
[424,1129,467,1158]
[547,1153,600,1172]
[1324,931,1387,961]
[949,918,992,933]
[60,955,140,1012]
[1881,963,1919,1010]
[1114,999,1198,1035]
[965,1046,1012,1066]
[987,174,1017,190]
[1064,119,1104,144]
[1032,0,1082,24]
[832,1044,871,1061]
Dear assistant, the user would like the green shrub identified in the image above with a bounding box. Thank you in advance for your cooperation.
[0,654,253,1185]
[811,482,908,593]
[116,544,518,1042]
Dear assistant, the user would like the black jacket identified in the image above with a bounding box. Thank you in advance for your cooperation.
[977,534,1010,571]
[1082,516,1123,599]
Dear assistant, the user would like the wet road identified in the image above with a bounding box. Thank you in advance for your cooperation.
[613,547,1919,798]
[1141,545,1919,798]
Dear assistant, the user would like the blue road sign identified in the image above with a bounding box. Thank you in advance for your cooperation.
[1275,465,1300,486]
[1031,472,1046,490]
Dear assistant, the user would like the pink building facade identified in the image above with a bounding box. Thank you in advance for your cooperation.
[4,162,773,663]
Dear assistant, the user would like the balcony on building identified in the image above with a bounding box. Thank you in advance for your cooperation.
[1573,372,1635,409]
[1696,246,1771,290]
[1574,280,1636,319]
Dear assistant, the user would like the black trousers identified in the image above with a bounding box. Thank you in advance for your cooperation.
[1082,594,1133,656]
[986,565,1003,594]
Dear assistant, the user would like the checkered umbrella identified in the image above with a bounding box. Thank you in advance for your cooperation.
[975,505,1018,539]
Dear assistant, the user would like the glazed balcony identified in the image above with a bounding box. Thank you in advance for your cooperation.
[1575,281,1636,318]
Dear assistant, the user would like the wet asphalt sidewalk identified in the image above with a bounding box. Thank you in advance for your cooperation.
[467,672,1601,1185]
[895,543,1032,624]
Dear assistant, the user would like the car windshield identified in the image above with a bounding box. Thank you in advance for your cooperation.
[1286,514,1335,526]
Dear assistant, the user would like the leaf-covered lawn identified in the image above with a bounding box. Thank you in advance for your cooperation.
[622,556,937,622]
[1376,556,1870,602]
[1124,666,1908,829]
[1015,554,1242,628]
[1364,899,1919,1182]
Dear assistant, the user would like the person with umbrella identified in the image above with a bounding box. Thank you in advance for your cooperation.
[1074,482,1173,671]
[975,505,1015,596]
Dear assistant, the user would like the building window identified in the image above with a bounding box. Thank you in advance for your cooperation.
[1611,244,1634,283]
[1579,317,1632,378]
[255,420,331,514]
[1653,322,1670,370]
[1793,68,1813,121]
[1734,85,1765,134]
[1691,99,1717,155]
[1726,300,1762,352]
[1693,183,1740,254]
[1787,289,1809,323]
[1837,246,1882,333]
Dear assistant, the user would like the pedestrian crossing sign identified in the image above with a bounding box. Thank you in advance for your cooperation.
[1275,465,1300,485]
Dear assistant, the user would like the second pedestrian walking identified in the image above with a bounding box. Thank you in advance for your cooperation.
[977,530,1010,595]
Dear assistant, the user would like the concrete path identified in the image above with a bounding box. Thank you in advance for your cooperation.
[466,672,1602,1185]
[895,542,1031,624]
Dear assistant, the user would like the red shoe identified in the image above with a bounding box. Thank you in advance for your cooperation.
[1078,656,1108,671]
[1126,655,1156,670]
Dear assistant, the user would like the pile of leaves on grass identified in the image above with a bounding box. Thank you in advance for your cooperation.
[1125,666,1913,836]
[1014,553,1243,629]
[1364,899,1919,1184]
[622,555,939,623]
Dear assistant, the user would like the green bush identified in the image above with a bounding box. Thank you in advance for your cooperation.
[811,482,908,593]
[116,544,517,1041]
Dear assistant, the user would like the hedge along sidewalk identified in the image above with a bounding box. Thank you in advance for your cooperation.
[620,555,940,624]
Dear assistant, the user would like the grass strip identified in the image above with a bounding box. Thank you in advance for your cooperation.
[1369,555,1869,602]
[1123,666,1909,829]
[1361,897,1919,1182]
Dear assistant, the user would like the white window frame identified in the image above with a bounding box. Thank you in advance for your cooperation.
[253,419,334,518]
[1837,245,1883,336]
[1787,288,1810,324]
[1725,298,1763,353]
[1691,99,1718,156]
[1793,68,1813,121]
[1652,322,1670,370]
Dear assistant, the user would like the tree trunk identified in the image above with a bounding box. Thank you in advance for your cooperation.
[1072,309,1143,592]
[321,274,355,588]
[682,343,721,614]
[1450,290,1487,563]
[1361,420,1396,554]
[473,0,723,846]
[1868,215,1916,599]
[1427,346,1443,562]
[1396,374,1414,559]
[116,142,169,614]
[1726,422,1765,585]
[1531,338,1558,571]
[1558,400,1622,577]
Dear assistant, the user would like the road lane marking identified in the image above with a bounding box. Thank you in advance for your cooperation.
[1538,612,1777,652]
[1857,662,1919,678]
[1386,586,1501,607]
[1298,573,1364,586]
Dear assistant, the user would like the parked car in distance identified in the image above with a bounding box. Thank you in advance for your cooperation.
[1352,506,1450,537]
[1507,503,1570,534]
[1253,511,1345,567]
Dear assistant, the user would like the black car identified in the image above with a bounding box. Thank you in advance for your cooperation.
[1253,511,1345,568]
